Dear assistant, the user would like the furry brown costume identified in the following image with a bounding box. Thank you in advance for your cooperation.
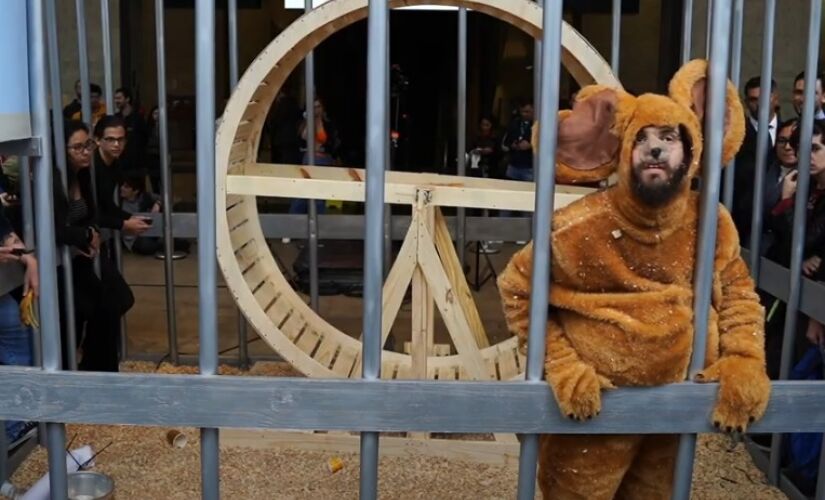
[498,60,771,499]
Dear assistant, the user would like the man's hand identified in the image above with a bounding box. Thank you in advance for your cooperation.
[518,139,531,151]
[802,255,821,276]
[806,319,825,347]
[782,170,799,200]
[0,246,19,264]
[151,202,161,213]
[20,254,38,297]
[122,216,150,235]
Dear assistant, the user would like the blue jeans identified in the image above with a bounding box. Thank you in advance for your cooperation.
[0,293,32,441]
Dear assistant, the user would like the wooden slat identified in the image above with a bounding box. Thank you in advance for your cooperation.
[295,327,322,357]
[331,347,357,378]
[312,336,340,369]
[433,210,489,348]
[411,193,435,381]
[497,347,519,381]
[280,311,307,341]
[229,140,249,164]
[416,228,491,381]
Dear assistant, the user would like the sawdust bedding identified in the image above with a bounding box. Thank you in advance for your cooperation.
[4,362,787,499]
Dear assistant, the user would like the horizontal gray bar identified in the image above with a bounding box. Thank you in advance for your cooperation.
[0,367,822,433]
[741,249,825,324]
[140,213,533,241]
[0,137,41,157]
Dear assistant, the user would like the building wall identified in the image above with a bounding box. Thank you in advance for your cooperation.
[55,0,121,108]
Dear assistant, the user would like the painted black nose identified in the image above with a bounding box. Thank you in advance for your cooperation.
[650,147,662,159]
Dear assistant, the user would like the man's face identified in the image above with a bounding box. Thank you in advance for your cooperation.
[520,105,534,122]
[810,134,825,177]
[630,126,688,206]
[114,92,128,111]
[97,125,126,159]
[745,86,779,119]
[793,78,824,115]
[775,125,797,167]
[90,92,102,111]
[120,183,138,201]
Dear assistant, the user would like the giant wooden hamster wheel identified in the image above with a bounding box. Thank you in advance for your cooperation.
[216,0,619,381]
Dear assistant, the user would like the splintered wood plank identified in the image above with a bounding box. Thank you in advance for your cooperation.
[433,210,490,349]
[417,228,491,381]
[412,195,435,381]
[332,347,357,378]
[312,336,339,369]
[295,327,322,357]
[280,311,306,341]
[497,347,519,381]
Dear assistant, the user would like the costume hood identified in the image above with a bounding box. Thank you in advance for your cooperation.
[536,59,745,236]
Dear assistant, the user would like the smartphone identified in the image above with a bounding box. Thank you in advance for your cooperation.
[10,248,34,256]
[142,217,154,226]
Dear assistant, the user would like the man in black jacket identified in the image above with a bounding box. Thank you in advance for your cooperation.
[732,76,780,248]
[92,115,150,254]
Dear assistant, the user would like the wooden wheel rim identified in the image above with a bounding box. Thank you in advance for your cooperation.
[216,0,618,380]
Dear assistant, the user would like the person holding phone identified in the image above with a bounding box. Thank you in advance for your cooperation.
[0,203,38,446]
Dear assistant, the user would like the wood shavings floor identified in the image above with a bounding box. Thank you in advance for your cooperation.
[4,362,788,499]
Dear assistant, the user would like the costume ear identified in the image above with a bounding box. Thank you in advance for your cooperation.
[533,87,626,184]
[668,59,745,166]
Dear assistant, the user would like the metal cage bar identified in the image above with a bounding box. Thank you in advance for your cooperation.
[769,0,823,485]
[456,7,467,269]
[721,0,743,210]
[673,0,733,498]
[681,0,694,65]
[747,0,777,273]
[611,0,621,76]
[305,0,320,312]
[29,0,69,497]
[195,0,220,498]
[515,1,563,498]
[155,0,179,366]
[361,0,390,494]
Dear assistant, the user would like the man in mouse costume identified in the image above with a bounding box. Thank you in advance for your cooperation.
[498,59,771,499]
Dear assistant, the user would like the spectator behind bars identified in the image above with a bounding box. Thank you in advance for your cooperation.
[118,174,191,257]
[69,83,107,127]
[468,115,501,180]
[62,79,82,120]
[763,119,825,378]
[145,106,162,194]
[54,121,133,372]
[792,71,825,120]
[93,115,151,253]
[500,100,534,183]
[289,97,340,216]
[0,203,38,447]
[114,87,148,173]
[731,76,779,248]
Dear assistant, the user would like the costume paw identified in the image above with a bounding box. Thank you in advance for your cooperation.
[548,363,614,421]
[695,356,771,433]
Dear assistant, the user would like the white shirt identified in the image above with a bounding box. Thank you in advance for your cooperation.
[749,114,777,146]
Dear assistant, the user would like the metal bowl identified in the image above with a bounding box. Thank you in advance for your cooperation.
[67,471,114,500]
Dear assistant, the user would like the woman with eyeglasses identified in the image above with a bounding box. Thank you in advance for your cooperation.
[53,120,129,372]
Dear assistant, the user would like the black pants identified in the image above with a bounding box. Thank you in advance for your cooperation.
[57,256,127,372]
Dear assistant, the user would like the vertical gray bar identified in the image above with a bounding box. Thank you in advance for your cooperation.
[102,0,126,359]
[195,0,220,498]
[721,0,743,210]
[76,0,92,125]
[155,0,179,365]
[101,0,114,112]
[768,0,822,485]
[515,1,563,498]
[228,0,239,88]
[29,0,69,498]
[47,0,78,373]
[227,0,246,368]
[532,0,542,126]
[360,0,389,495]
[383,21,391,277]
[19,158,41,365]
[456,8,467,269]
[681,0,694,64]
[611,0,621,76]
[816,437,825,499]
[747,0,776,273]
[673,1,733,498]
[704,0,713,59]
[304,0,319,312]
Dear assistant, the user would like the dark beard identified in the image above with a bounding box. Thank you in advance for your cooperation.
[630,164,688,207]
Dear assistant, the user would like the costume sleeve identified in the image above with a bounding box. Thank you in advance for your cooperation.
[714,210,766,362]
[497,242,534,350]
